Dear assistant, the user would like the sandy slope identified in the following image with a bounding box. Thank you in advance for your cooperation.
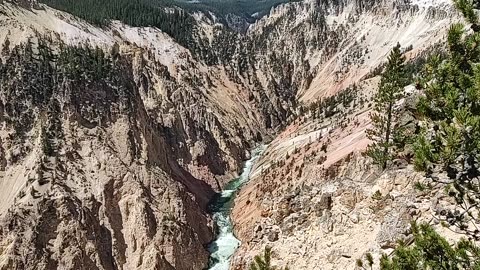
[301,4,455,101]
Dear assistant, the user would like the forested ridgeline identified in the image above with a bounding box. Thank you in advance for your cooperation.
[0,37,138,155]
[39,0,197,50]
[37,0,292,34]
[35,0,295,64]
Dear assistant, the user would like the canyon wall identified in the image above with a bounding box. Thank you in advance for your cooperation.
[0,0,462,269]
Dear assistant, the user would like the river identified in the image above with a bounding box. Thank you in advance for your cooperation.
[206,145,266,270]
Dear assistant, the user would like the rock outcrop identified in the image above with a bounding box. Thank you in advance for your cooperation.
[0,0,464,269]
[231,78,461,269]
[230,0,461,265]
[0,0,299,268]
[0,40,217,270]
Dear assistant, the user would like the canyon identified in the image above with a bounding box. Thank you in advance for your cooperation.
[0,0,463,269]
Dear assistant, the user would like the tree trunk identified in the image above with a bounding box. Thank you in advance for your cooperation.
[382,100,393,170]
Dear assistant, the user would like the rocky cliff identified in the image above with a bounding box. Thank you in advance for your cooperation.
[0,4,257,270]
[0,0,463,269]
[230,0,461,268]
[0,0,304,267]
[0,38,218,269]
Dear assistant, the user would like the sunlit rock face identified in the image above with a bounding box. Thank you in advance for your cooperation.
[0,0,459,269]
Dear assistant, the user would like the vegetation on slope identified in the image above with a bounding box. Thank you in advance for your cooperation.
[37,0,294,55]
[251,0,480,267]
[0,37,136,157]
[366,44,408,170]
[177,0,293,22]
[412,0,480,240]
[39,0,197,50]
[367,0,480,268]
[380,223,480,269]
[249,247,290,270]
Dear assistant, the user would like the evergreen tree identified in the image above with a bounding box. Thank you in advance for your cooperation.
[356,253,374,270]
[249,247,289,270]
[413,0,480,238]
[366,44,407,170]
[382,2,480,269]
[380,223,480,270]
[1,37,10,56]
[455,0,478,26]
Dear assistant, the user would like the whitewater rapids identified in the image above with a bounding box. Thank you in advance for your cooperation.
[207,145,266,270]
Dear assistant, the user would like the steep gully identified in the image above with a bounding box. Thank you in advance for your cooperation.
[207,145,267,270]
[0,0,458,269]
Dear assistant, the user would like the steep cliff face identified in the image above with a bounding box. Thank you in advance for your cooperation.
[0,1,296,189]
[0,1,298,269]
[231,0,460,268]
[0,0,463,269]
[245,0,454,101]
[0,40,217,270]
[230,81,460,269]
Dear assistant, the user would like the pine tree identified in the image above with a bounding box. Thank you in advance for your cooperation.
[1,37,10,56]
[380,223,480,270]
[249,247,289,270]
[384,1,480,268]
[413,0,480,238]
[366,44,407,170]
[455,0,478,26]
[356,253,374,270]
